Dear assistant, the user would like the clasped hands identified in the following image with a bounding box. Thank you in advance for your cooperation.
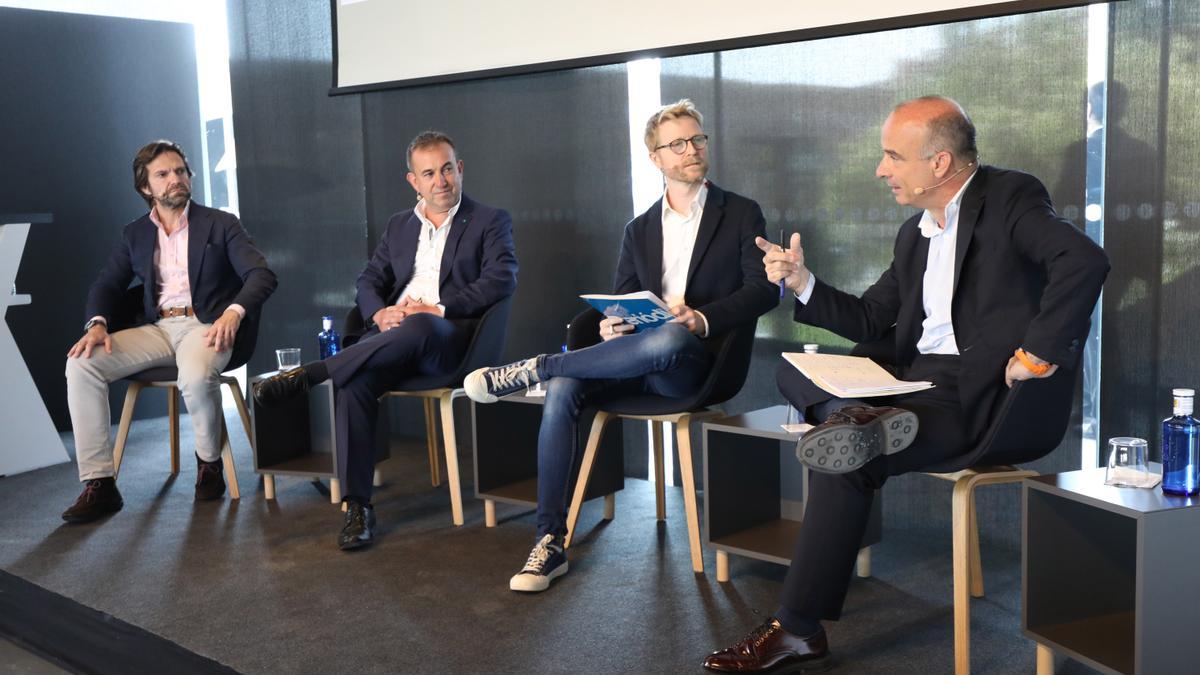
[373,296,441,332]
[599,305,705,341]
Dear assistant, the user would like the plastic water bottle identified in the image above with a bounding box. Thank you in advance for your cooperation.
[1162,388,1200,495]
[318,315,341,359]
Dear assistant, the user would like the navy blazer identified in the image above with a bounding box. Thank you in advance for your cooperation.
[613,182,778,341]
[796,166,1110,439]
[355,194,518,324]
[85,201,277,327]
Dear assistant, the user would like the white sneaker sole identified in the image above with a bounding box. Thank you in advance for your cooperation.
[509,561,569,592]
[464,367,499,404]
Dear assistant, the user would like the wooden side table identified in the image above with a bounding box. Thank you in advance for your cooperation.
[703,405,880,582]
[1024,466,1200,674]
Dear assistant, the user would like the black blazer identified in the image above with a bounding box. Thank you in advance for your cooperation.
[613,182,778,346]
[796,166,1110,439]
[355,194,518,327]
[85,201,277,328]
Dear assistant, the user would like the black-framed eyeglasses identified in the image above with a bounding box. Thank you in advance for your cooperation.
[654,134,709,154]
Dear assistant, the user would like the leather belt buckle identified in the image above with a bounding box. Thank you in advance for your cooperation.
[159,306,193,319]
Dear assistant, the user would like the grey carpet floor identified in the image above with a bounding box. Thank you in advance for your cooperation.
[0,411,1100,674]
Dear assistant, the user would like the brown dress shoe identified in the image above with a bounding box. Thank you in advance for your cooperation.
[794,405,918,473]
[194,455,226,501]
[704,618,831,673]
[61,477,124,523]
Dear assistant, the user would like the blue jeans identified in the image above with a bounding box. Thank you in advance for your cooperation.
[534,323,712,537]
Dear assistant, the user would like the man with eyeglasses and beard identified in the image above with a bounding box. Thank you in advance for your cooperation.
[62,140,276,522]
[466,99,777,592]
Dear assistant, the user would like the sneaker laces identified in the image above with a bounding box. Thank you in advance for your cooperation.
[487,359,538,392]
[520,534,560,574]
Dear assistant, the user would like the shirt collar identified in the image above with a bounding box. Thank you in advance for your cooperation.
[414,197,462,231]
[661,182,708,221]
[918,169,977,239]
[149,201,191,233]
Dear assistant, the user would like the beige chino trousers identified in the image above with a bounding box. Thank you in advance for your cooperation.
[64,316,232,481]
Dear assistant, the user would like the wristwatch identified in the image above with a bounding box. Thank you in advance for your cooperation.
[83,318,107,332]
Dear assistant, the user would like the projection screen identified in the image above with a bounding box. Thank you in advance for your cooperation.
[331,0,1092,94]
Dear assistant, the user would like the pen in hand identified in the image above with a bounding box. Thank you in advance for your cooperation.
[778,228,787,298]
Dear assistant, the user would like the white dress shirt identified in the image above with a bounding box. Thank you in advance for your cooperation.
[660,183,710,336]
[397,198,460,314]
[796,171,977,355]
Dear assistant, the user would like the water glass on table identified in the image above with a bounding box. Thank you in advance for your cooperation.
[275,348,301,371]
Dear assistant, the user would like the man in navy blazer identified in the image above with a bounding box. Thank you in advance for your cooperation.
[466,100,777,592]
[254,131,518,550]
[705,97,1109,672]
[63,140,276,523]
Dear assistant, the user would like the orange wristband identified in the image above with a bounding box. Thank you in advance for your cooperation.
[1015,348,1051,376]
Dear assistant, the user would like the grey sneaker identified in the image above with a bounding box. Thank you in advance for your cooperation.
[509,533,569,592]
[465,357,542,403]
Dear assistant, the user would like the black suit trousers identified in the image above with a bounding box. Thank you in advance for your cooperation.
[775,354,974,621]
[326,313,471,502]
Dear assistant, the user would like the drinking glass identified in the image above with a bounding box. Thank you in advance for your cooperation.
[275,348,301,371]
[1104,437,1150,487]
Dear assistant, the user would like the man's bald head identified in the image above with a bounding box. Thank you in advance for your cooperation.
[891,96,978,165]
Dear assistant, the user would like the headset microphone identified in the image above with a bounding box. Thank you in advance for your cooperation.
[913,160,976,195]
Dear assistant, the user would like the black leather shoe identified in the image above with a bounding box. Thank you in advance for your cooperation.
[194,455,226,501]
[339,501,376,550]
[252,367,310,407]
[704,619,832,673]
[61,477,124,523]
[795,405,918,474]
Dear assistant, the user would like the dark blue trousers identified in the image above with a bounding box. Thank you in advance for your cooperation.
[326,313,471,503]
[775,354,971,626]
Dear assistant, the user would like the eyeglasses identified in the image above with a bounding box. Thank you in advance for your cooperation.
[654,134,709,154]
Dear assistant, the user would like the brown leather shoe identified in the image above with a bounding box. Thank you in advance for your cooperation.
[194,455,226,501]
[795,405,918,473]
[704,618,831,673]
[61,477,124,523]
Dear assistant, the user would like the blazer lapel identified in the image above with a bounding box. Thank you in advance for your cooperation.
[952,167,986,298]
[439,196,473,288]
[644,200,665,297]
[186,203,212,298]
[134,216,158,313]
[684,182,721,292]
[897,229,930,363]
[390,213,421,302]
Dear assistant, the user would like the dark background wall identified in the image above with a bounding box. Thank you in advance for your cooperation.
[0,7,203,429]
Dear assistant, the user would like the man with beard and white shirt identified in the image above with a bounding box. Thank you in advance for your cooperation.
[62,140,276,522]
[466,100,777,591]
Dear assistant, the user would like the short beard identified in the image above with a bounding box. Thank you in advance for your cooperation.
[156,189,190,210]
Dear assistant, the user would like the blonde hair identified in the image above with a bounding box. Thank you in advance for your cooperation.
[643,99,704,152]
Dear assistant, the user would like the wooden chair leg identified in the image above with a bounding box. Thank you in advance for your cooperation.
[968,490,984,598]
[439,391,464,526]
[716,551,730,582]
[330,478,342,504]
[951,478,972,675]
[603,493,615,520]
[485,499,496,527]
[226,380,254,450]
[112,382,144,478]
[424,397,441,486]
[675,416,704,574]
[564,411,611,549]
[373,468,384,488]
[1036,643,1054,674]
[167,385,180,475]
[652,420,666,521]
[856,547,872,578]
[219,421,240,500]
[263,473,276,500]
